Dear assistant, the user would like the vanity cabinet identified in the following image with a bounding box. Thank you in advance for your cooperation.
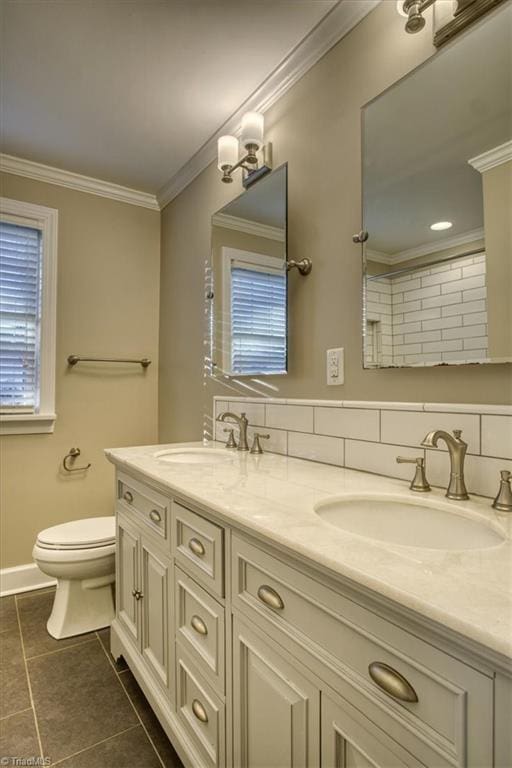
[233,616,320,768]
[116,508,174,702]
[110,470,510,768]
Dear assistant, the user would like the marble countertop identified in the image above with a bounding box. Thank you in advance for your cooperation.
[105,442,512,663]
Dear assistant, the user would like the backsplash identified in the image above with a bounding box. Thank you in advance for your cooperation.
[213,397,512,499]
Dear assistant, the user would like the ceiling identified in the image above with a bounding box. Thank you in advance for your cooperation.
[364,1,511,256]
[0,0,338,194]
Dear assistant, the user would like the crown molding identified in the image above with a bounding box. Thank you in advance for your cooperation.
[368,227,485,265]
[157,0,380,209]
[0,154,160,211]
[212,212,285,242]
[468,140,512,174]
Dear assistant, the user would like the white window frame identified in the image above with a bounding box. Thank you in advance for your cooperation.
[220,246,286,376]
[0,197,58,435]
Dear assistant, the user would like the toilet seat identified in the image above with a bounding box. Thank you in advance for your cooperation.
[36,516,115,551]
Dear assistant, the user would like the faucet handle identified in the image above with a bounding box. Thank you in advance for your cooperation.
[492,470,512,512]
[250,433,270,454]
[223,428,237,449]
[396,456,431,493]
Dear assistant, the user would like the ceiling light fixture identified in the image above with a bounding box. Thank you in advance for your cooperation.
[217,111,272,188]
[430,221,453,231]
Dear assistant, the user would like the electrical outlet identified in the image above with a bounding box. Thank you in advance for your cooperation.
[327,348,344,386]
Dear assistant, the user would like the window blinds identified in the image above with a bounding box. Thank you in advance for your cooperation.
[0,221,42,410]
[230,266,286,375]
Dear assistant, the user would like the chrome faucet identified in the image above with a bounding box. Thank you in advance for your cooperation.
[216,411,249,451]
[421,429,469,500]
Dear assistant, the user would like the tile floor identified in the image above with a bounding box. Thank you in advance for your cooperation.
[0,588,184,767]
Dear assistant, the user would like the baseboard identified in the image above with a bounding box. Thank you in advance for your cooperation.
[0,562,56,597]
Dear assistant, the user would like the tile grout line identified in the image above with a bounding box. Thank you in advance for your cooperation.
[14,596,45,762]
[0,706,33,722]
[95,632,166,768]
[24,636,96,662]
[50,724,141,766]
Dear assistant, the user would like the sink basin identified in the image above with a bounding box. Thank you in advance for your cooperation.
[314,495,504,550]
[154,448,234,465]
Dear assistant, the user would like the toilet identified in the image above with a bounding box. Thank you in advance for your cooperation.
[32,517,116,639]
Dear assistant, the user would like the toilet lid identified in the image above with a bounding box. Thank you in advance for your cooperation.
[37,517,115,550]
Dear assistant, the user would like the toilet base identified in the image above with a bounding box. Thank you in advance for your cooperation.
[47,574,115,639]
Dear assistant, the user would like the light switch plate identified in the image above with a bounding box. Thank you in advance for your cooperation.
[327,348,344,386]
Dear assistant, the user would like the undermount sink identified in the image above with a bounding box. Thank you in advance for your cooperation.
[314,494,504,550]
[154,448,234,465]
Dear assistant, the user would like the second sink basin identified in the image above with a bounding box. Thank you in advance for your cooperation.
[314,494,504,550]
[154,448,234,465]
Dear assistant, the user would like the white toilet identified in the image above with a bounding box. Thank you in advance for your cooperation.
[32,516,116,639]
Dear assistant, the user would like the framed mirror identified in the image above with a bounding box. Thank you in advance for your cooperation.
[362,3,511,369]
[209,164,287,377]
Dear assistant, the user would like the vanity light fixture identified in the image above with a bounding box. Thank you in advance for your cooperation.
[430,221,453,231]
[217,111,272,189]
[397,0,435,33]
[396,0,507,43]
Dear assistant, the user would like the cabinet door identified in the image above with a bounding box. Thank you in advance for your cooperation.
[233,617,320,768]
[116,511,141,647]
[140,535,173,700]
[322,689,424,768]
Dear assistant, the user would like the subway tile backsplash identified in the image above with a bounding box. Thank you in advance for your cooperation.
[213,397,512,499]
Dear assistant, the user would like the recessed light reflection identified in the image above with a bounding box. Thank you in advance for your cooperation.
[430,221,453,231]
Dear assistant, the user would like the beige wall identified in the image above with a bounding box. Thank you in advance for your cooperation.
[159,1,511,444]
[0,173,160,568]
[483,159,512,358]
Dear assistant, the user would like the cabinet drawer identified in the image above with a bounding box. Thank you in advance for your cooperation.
[117,473,169,545]
[175,567,225,693]
[232,535,493,768]
[176,646,225,768]
[173,502,224,598]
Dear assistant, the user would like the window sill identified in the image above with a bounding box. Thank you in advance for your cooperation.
[0,413,56,435]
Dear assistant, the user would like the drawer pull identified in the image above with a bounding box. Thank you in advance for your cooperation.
[149,509,162,523]
[191,698,208,723]
[257,584,284,611]
[188,537,206,557]
[123,490,134,503]
[191,615,208,636]
[368,662,418,703]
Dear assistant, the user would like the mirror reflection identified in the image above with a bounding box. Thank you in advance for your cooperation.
[210,165,287,377]
[362,4,511,368]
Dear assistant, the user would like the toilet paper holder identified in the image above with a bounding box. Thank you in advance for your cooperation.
[63,447,91,473]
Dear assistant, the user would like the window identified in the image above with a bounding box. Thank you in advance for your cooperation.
[221,247,287,376]
[0,198,58,434]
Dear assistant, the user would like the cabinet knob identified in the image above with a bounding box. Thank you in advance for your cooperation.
[368,662,418,703]
[123,490,134,503]
[149,509,162,523]
[257,584,284,611]
[131,588,143,601]
[190,615,208,636]
[188,537,206,557]
[191,698,208,723]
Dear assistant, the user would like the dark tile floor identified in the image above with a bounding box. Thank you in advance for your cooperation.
[0,588,184,767]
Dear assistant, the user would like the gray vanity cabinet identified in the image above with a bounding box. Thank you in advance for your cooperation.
[110,471,510,768]
[116,508,174,702]
[321,689,424,768]
[116,510,141,647]
[232,616,320,768]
